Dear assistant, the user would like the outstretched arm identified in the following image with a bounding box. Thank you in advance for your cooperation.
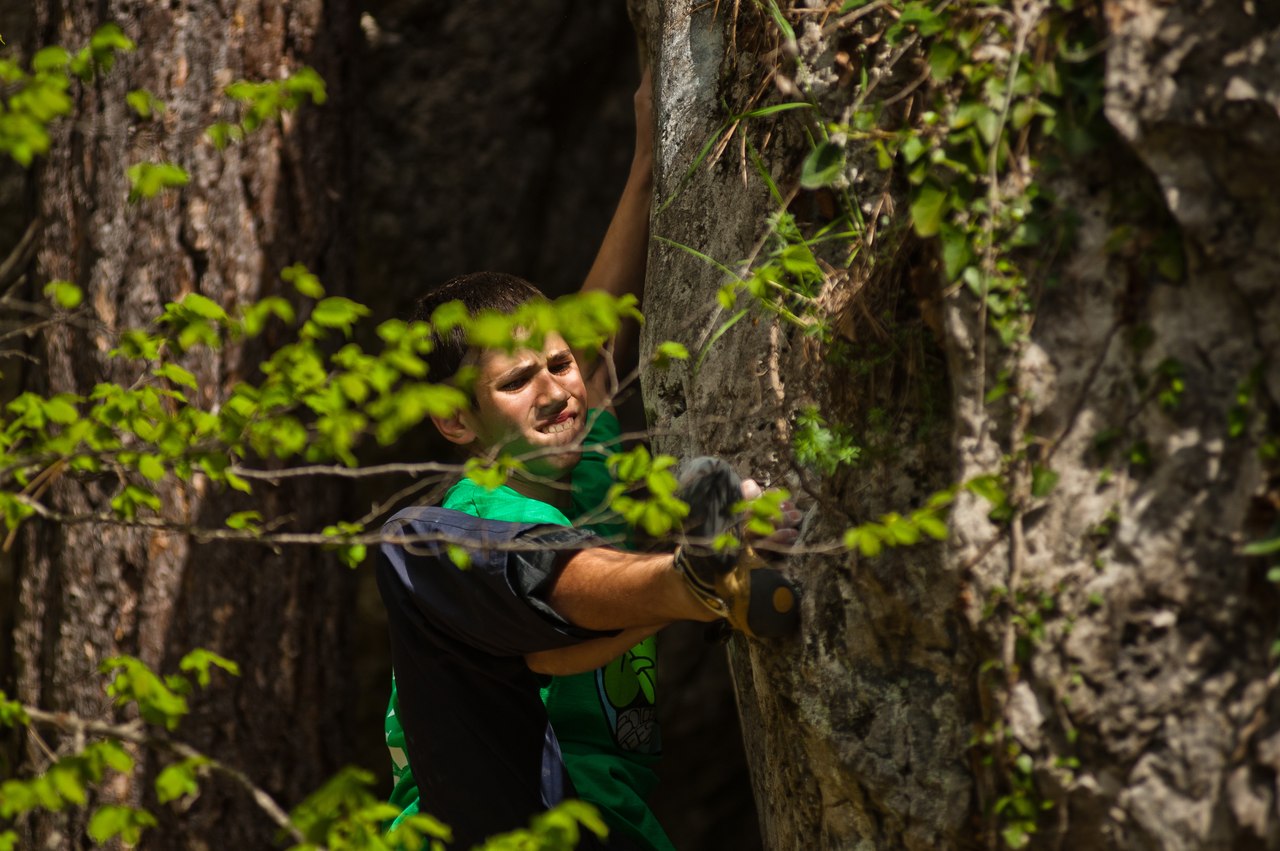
[581,66,654,410]
[524,547,713,676]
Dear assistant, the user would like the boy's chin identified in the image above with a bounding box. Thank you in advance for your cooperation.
[535,445,586,478]
[528,446,583,478]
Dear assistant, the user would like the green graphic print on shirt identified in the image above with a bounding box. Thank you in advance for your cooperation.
[601,646,658,750]
[385,410,671,851]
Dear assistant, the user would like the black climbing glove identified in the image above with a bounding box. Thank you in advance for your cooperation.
[672,458,800,639]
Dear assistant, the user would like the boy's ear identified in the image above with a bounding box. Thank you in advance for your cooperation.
[432,412,476,447]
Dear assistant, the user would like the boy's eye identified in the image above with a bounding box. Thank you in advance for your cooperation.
[549,358,573,374]
[498,376,529,392]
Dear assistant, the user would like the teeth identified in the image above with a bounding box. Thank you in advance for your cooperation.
[541,418,575,435]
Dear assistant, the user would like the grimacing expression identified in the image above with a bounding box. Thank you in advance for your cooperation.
[458,332,587,477]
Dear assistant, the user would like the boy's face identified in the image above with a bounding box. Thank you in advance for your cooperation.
[445,332,588,478]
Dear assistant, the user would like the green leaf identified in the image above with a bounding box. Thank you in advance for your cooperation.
[68,47,94,81]
[737,101,815,119]
[154,362,197,389]
[125,89,164,120]
[939,226,971,282]
[31,46,70,72]
[843,525,883,557]
[50,765,88,805]
[1031,466,1059,498]
[465,456,514,491]
[281,262,325,298]
[284,66,327,106]
[966,475,1008,509]
[446,545,472,569]
[928,42,961,81]
[224,468,252,493]
[43,280,82,309]
[762,0,796,41]
[102,656,189,729]
[136,454,165,482]
[310,296,370,331]
[88,804,156,846]
[1243,535,1280,557]
[899,2,946,36]
[126,162,189,201]
[155,758,207,804]
[204,122,244,150]
[225,510,263,531]
[90,23,136,60]
[916,513,949,541]
[910,182,948,237]
[0,692,30,727]
[800,141,844,189]
[43,394,80,424]
[177,292,226,320]
[179,648,240,688]
[652,340,689,368]
[110,484,162,521]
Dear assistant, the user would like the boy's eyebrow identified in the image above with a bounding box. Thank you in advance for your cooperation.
[491,348,573,385]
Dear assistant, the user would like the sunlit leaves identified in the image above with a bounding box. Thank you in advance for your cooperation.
[842,488,954,557]
[793,406,861,476]
[43,280,82,309]
[155,757,208,805]
[225,66,326,134]
[651,340,689,369]
[88,805,157,846]
[0,740,133,818]
[308,297,370,336]
[282,262,325,298]
[287,766,452,851]
[481,800,609,851]
[323,522,368,568]
[1,24,132,166]
[126,162,189,201]
[0,691,30,728]
[733,488,791,538]
[179,648,241,688]
[606,446,689,537]
[464,456,520,491]
[0,266,644,545]
[125,88,164,119]
[102,656,190,730]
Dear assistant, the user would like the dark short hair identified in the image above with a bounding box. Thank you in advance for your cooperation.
[412,272,546,384]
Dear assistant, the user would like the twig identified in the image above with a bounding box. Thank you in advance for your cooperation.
[22,705,305,844]
[0,219,40,291]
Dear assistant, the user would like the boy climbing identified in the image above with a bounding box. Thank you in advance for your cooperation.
[376,69,800,849]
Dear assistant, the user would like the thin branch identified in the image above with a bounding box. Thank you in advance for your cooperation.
[22,705,305,845]
[0,219,40,291]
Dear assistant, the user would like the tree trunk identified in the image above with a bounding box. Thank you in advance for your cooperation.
[13,1,357,846]
[640,1,1280,849]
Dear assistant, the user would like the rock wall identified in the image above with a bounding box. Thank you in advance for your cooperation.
[640,0,1280,848]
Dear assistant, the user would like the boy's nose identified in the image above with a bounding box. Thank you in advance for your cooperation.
[537,370,570,404]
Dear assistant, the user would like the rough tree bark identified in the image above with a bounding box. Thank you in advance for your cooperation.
[639,1,1280,849]
[12,2,357,846]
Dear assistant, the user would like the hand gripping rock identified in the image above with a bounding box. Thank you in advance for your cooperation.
[672,458,799,639]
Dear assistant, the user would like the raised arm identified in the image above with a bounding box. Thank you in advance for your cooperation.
[580,66,654,410]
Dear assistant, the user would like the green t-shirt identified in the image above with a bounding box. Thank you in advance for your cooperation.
[386,411,672,851]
